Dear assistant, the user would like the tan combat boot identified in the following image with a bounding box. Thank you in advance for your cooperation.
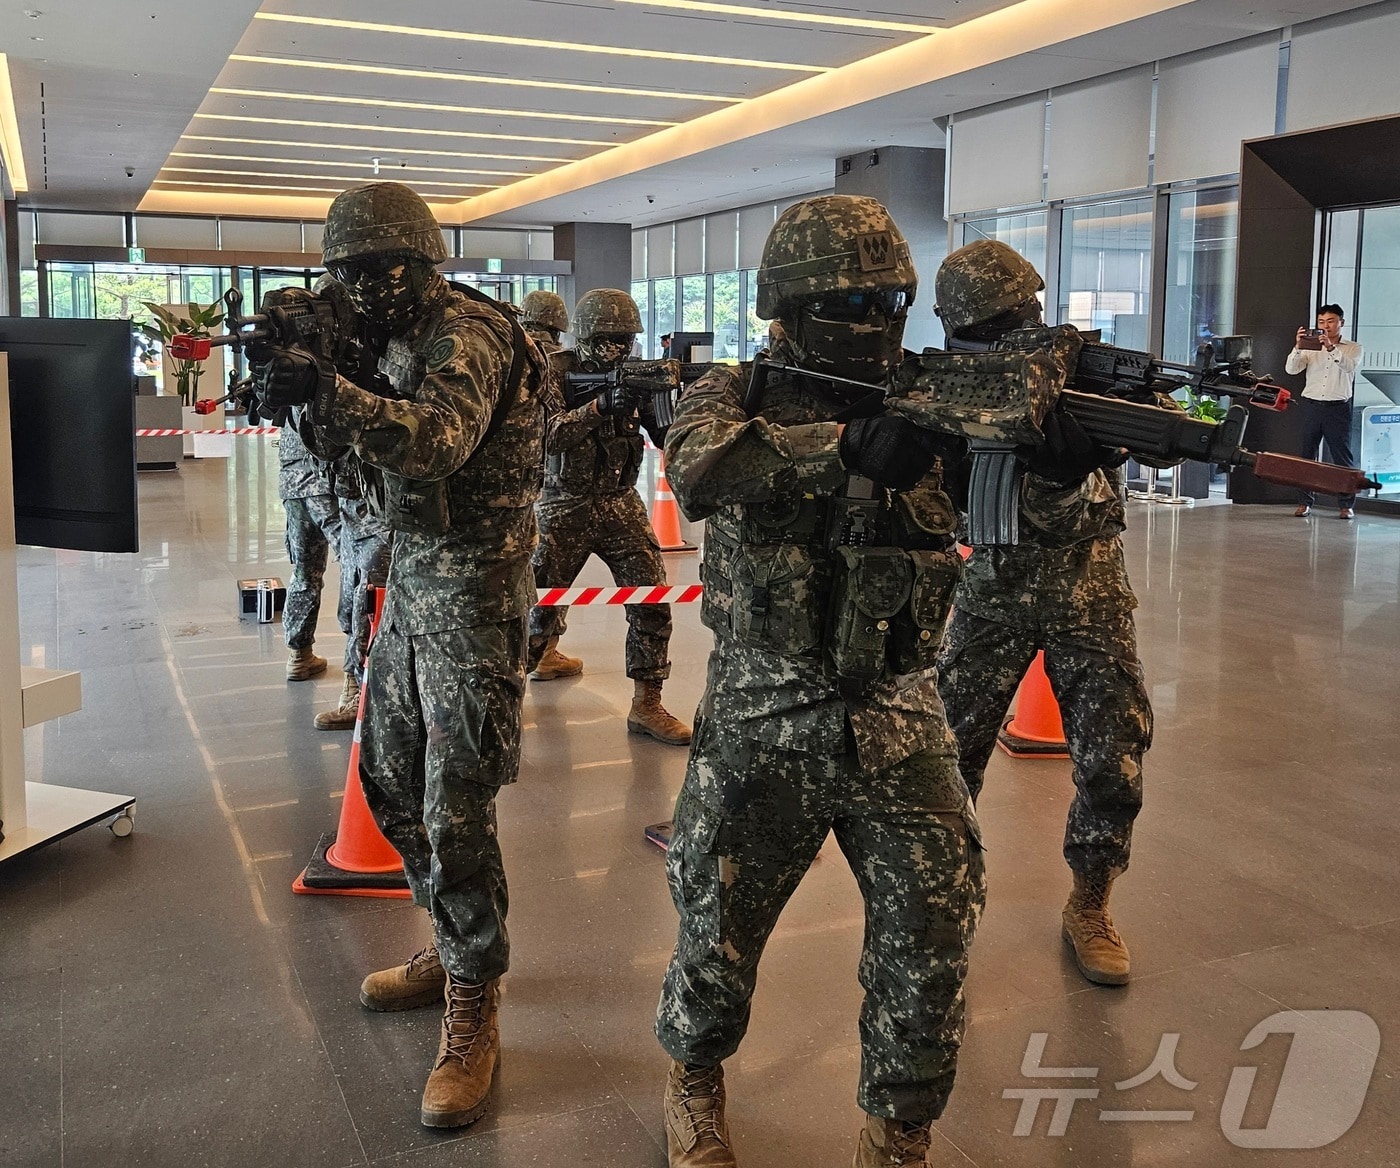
[359,944,447,1012]
[314,675,360,731]
[628,680,693,746]
[531,637,584,680]
[286,646,327,681]
[420,976,501,1129]
[1062,870,1131,985]
[664,1060,737,1167]
[853,1115,936,1167]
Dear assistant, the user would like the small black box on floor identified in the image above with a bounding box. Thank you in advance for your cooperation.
[238,578,286,621]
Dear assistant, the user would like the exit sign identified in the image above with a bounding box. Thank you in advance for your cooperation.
[128,247,145,263]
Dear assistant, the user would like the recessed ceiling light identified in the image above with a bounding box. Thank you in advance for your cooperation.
[209,86,678,129]
[611,0,938,34]
[254,12,825,73]
[181,134,573,164]
[230,54,743,105]
[170,151,536,178]
[159,165,496,191]
[194,113,609,148]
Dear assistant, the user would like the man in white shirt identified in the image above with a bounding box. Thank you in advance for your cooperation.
[1285,303,1362,518]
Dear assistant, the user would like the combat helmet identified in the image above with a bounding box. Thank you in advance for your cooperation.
[756,195,916,320]
[520,289,569,333]
[322,182,448,267]
[935,240,1044,336]
[572,288,642,339]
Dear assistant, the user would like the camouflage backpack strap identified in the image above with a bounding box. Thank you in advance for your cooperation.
[448,281,528,448]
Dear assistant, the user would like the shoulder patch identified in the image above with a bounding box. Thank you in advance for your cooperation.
[425,334,462,374]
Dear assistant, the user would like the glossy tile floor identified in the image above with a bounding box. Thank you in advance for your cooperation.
[4,443,1399,1168]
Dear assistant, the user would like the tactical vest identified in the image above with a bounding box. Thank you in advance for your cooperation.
[699,368,965,683]
[363,288,545,534]
[544,349,646,498]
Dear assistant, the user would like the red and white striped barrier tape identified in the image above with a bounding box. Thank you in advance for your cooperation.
[136,427,281,436]
[535,584,702,606]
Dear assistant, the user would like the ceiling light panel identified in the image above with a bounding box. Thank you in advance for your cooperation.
[170,151,538,178]
[159,165,495,191]
[156,0,1023,217]
[181,134,574,165]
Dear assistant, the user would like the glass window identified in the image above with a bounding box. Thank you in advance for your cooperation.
[47,262,95,318]
[744,269,764,359]
[710,271,741,360]
[630,279,651,361]
[19,271,38,317]
[681,275,707,332]
[1162,187,1239,364]
[93,266,182,321]
[1058,197,1154,346]
[1339,204,1400,493]
[653,278,676,360]
[960,210,1048,276]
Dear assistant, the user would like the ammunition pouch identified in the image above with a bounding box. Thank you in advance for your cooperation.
[891,549,963,675]
[728,542,826,655]
[828,547,911,682]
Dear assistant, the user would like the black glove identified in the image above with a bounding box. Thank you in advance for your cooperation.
[839,415,947,491]
[1016,408,1121,485]
[255,346,330,413]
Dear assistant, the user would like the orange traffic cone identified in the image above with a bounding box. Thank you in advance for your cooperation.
[294,586,412,897]
[996,650,1070,759]
[651,452,696,553]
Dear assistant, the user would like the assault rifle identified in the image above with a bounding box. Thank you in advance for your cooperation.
[744,337,1378,545]
[169,286,372,423]
[169,286,360,369]
[563,359,680,428]
[1058,332,1290,410]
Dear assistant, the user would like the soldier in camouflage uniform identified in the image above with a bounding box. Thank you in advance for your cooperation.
[314,454,392,730]
[252,182,547,1130]
[654,195,987,1168]
[277,421,341,683]
[932,240,1151,987]
[526,288,691,746]
[519,288,569,355]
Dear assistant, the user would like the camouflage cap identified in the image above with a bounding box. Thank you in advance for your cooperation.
[571,288,641,339]
[756,195,916,320]
[520,289,569,333]
[322,182,449,267]
[935,239,1044,336]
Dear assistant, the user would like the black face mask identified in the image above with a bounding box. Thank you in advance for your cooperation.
[790,297,908,386]
[330,255,436,331]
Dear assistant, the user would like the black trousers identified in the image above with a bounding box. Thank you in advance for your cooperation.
[1296,397,1358,507]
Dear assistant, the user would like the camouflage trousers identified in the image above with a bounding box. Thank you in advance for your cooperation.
[282,495,342,650]
[527,492,672,680]
[337,500,391,682]
[358,617,527,983]
[936,608,1150,877]
[656,718,986,1122]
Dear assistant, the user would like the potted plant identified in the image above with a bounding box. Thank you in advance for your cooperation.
[139,299,224,406]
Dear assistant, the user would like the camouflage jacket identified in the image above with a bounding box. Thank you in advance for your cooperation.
[955,464,1138,628]
[665,348,964,774]
[541,349,669,503]
[277,421,335,501]
[304,277,547,635]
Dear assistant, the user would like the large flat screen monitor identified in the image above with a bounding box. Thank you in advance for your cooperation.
[0,318,138,553]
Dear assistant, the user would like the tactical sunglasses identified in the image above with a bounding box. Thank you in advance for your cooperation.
[588,333,635,346]
[328,255,408,285]
[805,287,912,323]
